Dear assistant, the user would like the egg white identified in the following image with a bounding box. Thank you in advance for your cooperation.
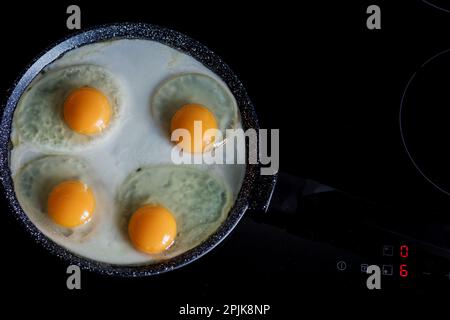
[13,155,107,243]
[11,64,124,151]
[10,39,245,265]
[152,73,238,138]
[117,165,233,260]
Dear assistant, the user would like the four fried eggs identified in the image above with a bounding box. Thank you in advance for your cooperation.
[10,39,245,265]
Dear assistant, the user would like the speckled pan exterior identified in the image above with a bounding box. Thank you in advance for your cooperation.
[0,23,276,277]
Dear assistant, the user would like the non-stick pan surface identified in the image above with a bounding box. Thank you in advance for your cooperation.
[0,23,276,276]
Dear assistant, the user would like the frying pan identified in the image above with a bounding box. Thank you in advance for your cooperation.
[0,22,334,276]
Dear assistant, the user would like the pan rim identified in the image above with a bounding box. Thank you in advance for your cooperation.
[0,22,261,277]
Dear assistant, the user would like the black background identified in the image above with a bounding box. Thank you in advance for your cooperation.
[1,0,450,310]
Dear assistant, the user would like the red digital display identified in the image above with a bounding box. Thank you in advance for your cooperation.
[400,245,409,258]
[400,264,408,278]
[399,245,409,278]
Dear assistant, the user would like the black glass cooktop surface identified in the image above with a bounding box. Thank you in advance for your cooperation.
[1,0,449,310]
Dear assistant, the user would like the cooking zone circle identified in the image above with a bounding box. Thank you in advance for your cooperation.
[423,0,450,13]
[400,49,450,195]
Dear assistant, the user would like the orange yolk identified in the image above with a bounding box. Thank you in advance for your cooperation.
[128,205,177,254]
[47,180,95,228]
[170,103,218,153]
[63,87,111,135]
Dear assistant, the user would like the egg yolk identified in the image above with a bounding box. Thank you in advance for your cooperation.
[63,87,111,135]
[128,205,177,254]
[170,103,218,153]
[47,180,95,228]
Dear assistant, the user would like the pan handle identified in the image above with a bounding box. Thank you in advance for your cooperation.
[247,171,376,238]
[266,172,335,214]
[248,172,450,261]
[248,171,335,214]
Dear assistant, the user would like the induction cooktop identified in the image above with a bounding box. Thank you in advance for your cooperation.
[1,0,449,310]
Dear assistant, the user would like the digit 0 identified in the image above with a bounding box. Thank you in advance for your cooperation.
[400,245,409,258]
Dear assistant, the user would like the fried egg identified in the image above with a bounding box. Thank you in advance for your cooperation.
[10,39,245,265]
[13,156,106,242]
[152,73,238,153]
[11,64,124,151]
[117,165,232,258]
